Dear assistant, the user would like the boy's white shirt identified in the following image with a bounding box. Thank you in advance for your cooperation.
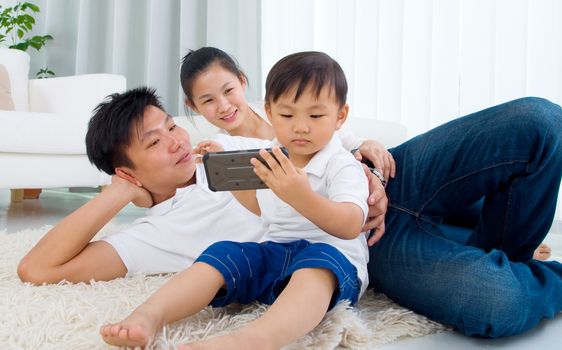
[217,101,366,151]
[215,133,370,296]
[102,165,266,276]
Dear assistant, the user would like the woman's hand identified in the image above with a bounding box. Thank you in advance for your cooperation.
[251,147,311,205]
[361,164,388,246]
[194,140,224,162]
[112,174,153,208]
[355,139,396,181]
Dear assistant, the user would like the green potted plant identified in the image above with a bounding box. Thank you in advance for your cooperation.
[0,1,54,78]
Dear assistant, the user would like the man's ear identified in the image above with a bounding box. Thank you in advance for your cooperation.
[335,104,349,130]
[115,167,143,187]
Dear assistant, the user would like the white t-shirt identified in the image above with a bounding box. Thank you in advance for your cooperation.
[102,164,266,276]
[218,101,366,151]
[216,133,370,295]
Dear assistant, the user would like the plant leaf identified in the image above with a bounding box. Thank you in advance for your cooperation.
[26,3,40,13]
[23,14,35,25]
[10,41,29,51]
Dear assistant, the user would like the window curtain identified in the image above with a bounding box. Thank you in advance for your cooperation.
[261,0,562,224]
[24,0,262,116]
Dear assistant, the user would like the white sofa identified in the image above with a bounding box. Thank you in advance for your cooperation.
[0,48,126,193]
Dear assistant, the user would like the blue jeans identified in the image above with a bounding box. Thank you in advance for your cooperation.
[367,97,562,338]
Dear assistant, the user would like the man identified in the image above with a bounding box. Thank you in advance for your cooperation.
[16,87,271,283]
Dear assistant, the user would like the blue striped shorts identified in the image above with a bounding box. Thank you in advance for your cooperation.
[195,239,361,310]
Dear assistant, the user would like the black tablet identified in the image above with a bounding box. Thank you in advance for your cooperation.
[202,148,289,191]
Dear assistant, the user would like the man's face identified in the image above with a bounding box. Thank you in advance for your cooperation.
[121,105,196,200]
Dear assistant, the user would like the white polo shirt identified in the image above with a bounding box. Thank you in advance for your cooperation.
[102,164,266,276]
[216,133,370,294]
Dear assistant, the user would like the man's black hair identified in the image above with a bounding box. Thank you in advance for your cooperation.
[86,86,164,175]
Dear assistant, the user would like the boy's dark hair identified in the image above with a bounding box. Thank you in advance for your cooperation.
[265,51,348,107]
[86,87,164,175]
[180,47,248,107]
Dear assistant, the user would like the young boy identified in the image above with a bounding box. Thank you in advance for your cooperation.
[100,51,370,349]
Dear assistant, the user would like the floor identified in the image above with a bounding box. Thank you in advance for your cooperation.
[0,188,145,233]
[1,188,561,349]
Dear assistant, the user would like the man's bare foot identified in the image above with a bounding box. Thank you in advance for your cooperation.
[178,328,274,350]
[99,305,162,348]
[533,243,552,261]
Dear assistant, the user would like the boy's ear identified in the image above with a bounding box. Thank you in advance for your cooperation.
[115,167,143,187]
[264,102,273,123]
[335,104,349,130]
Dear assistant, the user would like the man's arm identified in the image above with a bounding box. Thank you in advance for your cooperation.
[361,165,388,246]
[17,176,148,284]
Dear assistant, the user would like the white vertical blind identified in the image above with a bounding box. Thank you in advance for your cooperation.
[429,0,461,127]
[261,0,562,222]
[458,0,496,116]
[401,0,432,133]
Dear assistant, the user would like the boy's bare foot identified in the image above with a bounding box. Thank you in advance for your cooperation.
[178,328,274,350]
[99,305,162,348]
[533,243,552,261]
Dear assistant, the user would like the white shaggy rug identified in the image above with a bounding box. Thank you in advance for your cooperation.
[0,226,446,349]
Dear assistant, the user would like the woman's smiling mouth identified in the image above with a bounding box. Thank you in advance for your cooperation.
[221,110,237,123]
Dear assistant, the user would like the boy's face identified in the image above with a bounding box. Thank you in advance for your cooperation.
[119,105,196,200]
[265,85,348,166]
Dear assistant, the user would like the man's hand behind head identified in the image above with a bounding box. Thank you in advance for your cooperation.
[111,173,153,208]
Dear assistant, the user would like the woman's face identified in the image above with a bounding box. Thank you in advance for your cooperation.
[187,63,250,132]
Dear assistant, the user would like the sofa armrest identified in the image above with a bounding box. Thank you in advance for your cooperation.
[174,116,220,146]
[28,73,126,114]
[347,118,408,148]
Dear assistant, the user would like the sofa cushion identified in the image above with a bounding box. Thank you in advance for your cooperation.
[0,48,30,111]
[0,111,89,154]
[0,64,15,110]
